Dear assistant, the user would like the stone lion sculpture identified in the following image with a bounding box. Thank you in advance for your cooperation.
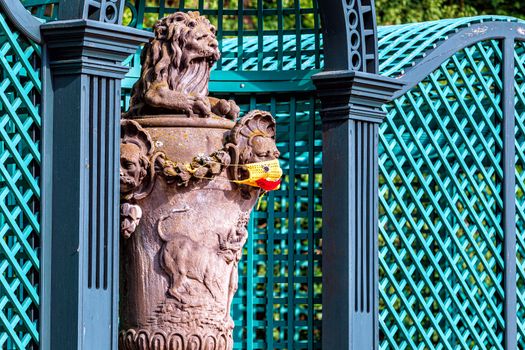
[118,12,282,348]
[124,11,240,119]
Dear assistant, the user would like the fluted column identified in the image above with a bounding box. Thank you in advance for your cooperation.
[313,71,404,349]
[41,20,150,349]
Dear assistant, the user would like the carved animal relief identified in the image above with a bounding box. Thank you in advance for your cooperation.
[119,12,281,350]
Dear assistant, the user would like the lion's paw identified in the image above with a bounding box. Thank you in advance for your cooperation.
[190,95,212,117]
[227,100,240,119]
[212,99,240,120]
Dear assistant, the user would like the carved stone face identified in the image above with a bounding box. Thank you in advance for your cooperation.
[173,12,220,65]
[250,135,280,163]
[120,142,147,194]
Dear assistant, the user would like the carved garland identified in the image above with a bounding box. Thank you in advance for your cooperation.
[120,110,279,238]
[119,12,281,350]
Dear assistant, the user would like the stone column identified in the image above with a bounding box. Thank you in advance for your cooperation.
[118,112,280,349]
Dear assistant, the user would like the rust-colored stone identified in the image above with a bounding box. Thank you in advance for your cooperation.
[124,11,239,119]
[118,13,280,350]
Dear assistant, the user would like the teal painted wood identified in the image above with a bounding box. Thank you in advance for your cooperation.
[41,18,150,350]
[0,8,42,350]
[514,39,525,349]
[313,71,405,350]
[502,37,517,350]
[21,0,59,21]
[21,2,525,348]
[377,16,521,78]
[222,95,323,349]
[379,39,506,349]
[0,1,42,43]
[317,0,378,73]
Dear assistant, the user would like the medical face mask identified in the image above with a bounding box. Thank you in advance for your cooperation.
[233,159,282,191]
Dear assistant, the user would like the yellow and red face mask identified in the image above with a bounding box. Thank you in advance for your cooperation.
[233,159,282,191]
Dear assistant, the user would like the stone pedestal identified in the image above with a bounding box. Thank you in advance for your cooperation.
[118,113,279,350]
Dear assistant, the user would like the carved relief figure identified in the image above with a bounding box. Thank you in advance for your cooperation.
[220,212,250,327]
[121,203,143,239]
[119,12,282,350]
[124,11,239,119]
[120,120,154,199]
[120,120,154,238]
[157,208,225,305]
[155,111,280,323]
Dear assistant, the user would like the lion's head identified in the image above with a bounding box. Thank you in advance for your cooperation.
[127,11,219,112]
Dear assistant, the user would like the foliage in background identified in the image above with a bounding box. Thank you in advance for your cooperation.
[124,0,525,30]
[375,0,524,25]
[127,0,315,30]
[22,0,525,27]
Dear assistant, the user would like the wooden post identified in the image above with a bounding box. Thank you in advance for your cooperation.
[40,17,150,350]
[313,71,403,349]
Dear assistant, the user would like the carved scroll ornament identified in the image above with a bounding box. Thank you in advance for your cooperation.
[119,11,281,350]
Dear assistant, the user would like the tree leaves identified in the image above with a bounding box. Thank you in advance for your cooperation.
[375,0,523,25]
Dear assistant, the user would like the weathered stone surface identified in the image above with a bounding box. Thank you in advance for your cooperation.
[124,11,239,119]
[119,11,280,350]
[119,112,278,350]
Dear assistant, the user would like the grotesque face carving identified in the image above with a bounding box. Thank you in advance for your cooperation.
[249,135,281,163]
[120,120,154,198]
[120,142,148,194]
[226,110,280,185]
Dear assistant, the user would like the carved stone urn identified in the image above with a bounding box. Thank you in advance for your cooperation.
[118,11,281,350]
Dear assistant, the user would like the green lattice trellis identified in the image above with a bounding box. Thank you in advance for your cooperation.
[514,40,525,348]
[229,95,322,349]
[123,0,322,72]
[18,1,525,348]
[21,0,58,21]
[0,10,41,350]
[377,16,520,78]
[378,39,505,349]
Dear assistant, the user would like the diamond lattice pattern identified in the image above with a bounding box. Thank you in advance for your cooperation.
[379,40,505,350]
[514,40,525,349]
[0,11,41,350]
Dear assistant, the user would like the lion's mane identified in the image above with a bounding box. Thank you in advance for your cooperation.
[127,11,219,116]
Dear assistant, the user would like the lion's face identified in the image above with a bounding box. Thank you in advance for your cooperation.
[170,12,220,68]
